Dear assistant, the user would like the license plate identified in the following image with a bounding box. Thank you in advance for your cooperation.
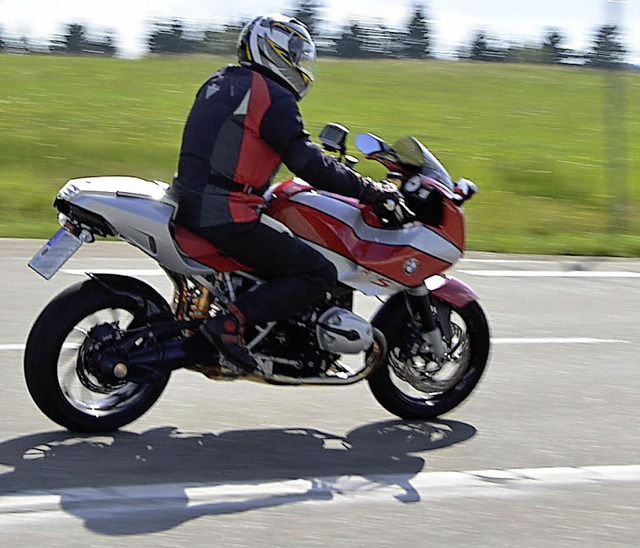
[28,228,83,280]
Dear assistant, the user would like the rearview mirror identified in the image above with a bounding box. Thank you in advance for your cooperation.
[354,133,386,155]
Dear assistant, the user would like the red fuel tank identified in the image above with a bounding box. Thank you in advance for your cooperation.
[266,179,463,290]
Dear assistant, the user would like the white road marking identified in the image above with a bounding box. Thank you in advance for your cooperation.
[1,464,639,519]
[459,270,640,278]
[460,259,554,264]
[1,337,629,353]
[57,268,640,279]
[62,269,165,276]
[0,344,24,351]
[492,338,630,345]
[0,343,79,352]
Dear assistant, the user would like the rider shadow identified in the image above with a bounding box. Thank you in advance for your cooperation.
[0,419,475,535]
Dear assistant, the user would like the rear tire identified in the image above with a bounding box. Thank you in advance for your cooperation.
[368,297,490,420]
[24,277,173,432]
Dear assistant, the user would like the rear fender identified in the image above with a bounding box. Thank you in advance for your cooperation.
[89,273,173,318]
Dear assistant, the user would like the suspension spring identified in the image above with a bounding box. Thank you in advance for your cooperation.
[188,285,212,320]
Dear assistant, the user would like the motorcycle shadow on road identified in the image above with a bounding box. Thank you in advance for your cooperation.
[0,419,475,534]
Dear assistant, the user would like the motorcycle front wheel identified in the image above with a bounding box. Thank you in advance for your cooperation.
[368,296,490,420]
[24,276,173,433]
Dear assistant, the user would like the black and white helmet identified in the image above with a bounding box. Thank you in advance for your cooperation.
[238,14,317,100]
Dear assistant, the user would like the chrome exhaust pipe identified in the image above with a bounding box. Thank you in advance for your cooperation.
[265,328,387,386]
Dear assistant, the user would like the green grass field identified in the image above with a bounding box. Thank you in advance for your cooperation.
[1,54,639,255]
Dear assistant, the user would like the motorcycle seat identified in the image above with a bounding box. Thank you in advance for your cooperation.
[172,223,254,273]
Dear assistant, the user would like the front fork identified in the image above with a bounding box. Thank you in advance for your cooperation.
[405,285,447,364]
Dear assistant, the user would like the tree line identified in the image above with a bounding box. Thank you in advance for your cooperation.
[149,2,433,60]
[0,1,630,68]
[0,22,116,57]
[462,25,626,67]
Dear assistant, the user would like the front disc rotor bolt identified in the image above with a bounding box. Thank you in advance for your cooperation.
[113,363,128,379]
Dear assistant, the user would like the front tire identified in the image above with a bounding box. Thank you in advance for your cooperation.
[368,296,490,420]
[24,277,173,432]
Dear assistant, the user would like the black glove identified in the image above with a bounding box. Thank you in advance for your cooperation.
[359,178,401,206]
[360,178,414,227]
[376,198,415,227]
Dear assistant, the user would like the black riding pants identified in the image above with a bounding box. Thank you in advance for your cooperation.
[194,220,338,326]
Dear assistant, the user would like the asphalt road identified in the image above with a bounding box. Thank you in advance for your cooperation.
[1,239,639,547]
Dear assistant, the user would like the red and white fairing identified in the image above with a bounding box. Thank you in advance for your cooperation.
[264,178,465,296]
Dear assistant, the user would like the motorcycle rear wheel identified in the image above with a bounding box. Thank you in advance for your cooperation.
[24,277,173,433]
[368,297,490,420]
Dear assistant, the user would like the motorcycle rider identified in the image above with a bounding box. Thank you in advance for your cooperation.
[169,14,405,372]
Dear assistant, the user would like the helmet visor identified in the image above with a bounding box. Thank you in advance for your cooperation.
[290,35,316,81]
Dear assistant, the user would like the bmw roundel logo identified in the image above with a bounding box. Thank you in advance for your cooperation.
[404,258,419,275]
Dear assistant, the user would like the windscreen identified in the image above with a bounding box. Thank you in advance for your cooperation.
[413,139,454,189]
[393,136,453,189]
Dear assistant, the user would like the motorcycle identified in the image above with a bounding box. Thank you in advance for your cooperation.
[25,124,490,433]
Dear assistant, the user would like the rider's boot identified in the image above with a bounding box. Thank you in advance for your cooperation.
[199,307,257,372]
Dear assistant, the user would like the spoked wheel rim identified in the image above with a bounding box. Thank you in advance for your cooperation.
[57,306,150,417]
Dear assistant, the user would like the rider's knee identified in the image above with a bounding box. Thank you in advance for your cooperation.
[315,261,338,291]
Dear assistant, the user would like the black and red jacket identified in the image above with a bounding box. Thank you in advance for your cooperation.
[170,65,367,228]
